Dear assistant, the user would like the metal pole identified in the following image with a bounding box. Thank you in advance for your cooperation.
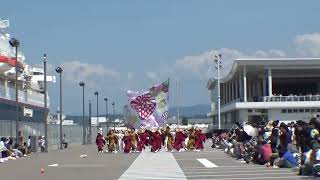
[15,46,19,144]
[104,98,108,131]
[96,94,99,127]
[176,79,180,126]
[217,55,221,130]
[113,103,115,130]
[59,72,63,149]
[43,54,48,152]
[89,100,92,144]
[82,85,85,145]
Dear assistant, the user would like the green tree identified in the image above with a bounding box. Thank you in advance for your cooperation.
[181,117,188,125]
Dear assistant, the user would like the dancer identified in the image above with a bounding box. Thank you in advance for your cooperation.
[165,126,174,152]
[123,130,132,153]
[130,128,138,152]
[137,129,147,152]
[195,128,206,151]
[174,128,187,152]
[187,127,196,150]
[151,128,162,152]
[107,129,118,153]
[95,129,105,153]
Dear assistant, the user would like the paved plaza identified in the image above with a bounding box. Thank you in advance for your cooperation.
[0,143,313,180]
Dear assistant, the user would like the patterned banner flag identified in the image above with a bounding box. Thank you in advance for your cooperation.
[126,79,170,128]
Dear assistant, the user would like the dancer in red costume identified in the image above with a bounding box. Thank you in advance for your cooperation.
[174,128,187,152]
[137,129,148,152]
[123,130,132,153]
[151,128,162,152]
[95,129,105,153]
[195,128,206,151]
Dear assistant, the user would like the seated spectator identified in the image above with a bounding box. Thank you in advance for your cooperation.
[256,141,272,165]
[275,147,297,168]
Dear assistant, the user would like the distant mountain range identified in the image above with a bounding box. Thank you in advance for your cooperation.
[169,104,211,118]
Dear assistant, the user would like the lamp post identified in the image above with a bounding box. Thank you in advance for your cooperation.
[94,91,99,127]
[9,38,20,143]
[79,82,85,145]
[112,102,115,130]
[214,54,222,129]
[43,54,48,152]
[88,100,92,143]
[55,67,63,149]
[176,79,180,126]
[104,98,108,131]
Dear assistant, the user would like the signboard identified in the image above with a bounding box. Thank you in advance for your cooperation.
[0,20,9,29]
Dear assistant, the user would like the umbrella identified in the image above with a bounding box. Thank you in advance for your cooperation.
[243,124,258,137]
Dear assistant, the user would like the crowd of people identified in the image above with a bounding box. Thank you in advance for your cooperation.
[211,118,320,177]
[0,131,46,163]
[95,126,207,154]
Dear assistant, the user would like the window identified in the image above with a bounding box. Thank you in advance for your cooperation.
[299,109,304,113]
[288,109,293,113]
[311,109,316,113]
[248,109,253,112]
[305,109,310,113]
[317,109,320,112]
[293,109,298,113]
[281,109,287,113]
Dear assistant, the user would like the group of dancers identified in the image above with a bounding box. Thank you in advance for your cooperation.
[95,126,207,153]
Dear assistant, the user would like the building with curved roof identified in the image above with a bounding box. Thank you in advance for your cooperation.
[207,58,320,129]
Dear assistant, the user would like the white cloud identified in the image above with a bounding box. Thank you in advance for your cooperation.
[146,71,159,82]
[60,60,120,88]
[294,32,320,56]
[127,72,134,81]
[172,48,287,80]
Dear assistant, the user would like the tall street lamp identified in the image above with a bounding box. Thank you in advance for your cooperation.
[79,82,86,145]
[88,100,92,144]
[214,54,223,129]
[55,66,63,149]
[9,37,20,143]
[94,91,99,127]
[104,98,108,131]
[112,102,115,130]
[43,54,48,152]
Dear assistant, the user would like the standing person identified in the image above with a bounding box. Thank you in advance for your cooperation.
[117,130,124,152]
[165,126,174,152]
[195,129,206,151]
[137,129,147,152]
[174,128,187,152]
[123,130,132,153]
[187,127,196,150]
[107,130,118,153]
[38,136,45,152]
[62,134,68,149]
[95,130,105,153]
[151,128,162,152]
[130,128,138,152]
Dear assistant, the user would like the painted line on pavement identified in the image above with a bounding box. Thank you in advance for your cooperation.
[118,151,187,180]
[197,158,218,168]
[48,163,58,167]
[189,177,303,180]
[186,172,297,178]
[48,164,104,168]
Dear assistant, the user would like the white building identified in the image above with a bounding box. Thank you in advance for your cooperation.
[207,58,320,129]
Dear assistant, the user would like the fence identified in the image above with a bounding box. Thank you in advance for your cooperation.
[0,120,98,148]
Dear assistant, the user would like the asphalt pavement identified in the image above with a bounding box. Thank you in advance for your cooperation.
[0,142,315,180]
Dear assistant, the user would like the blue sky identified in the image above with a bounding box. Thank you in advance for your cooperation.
[2,0,320,114]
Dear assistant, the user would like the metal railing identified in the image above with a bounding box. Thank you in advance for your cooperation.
[0,120,97,146]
